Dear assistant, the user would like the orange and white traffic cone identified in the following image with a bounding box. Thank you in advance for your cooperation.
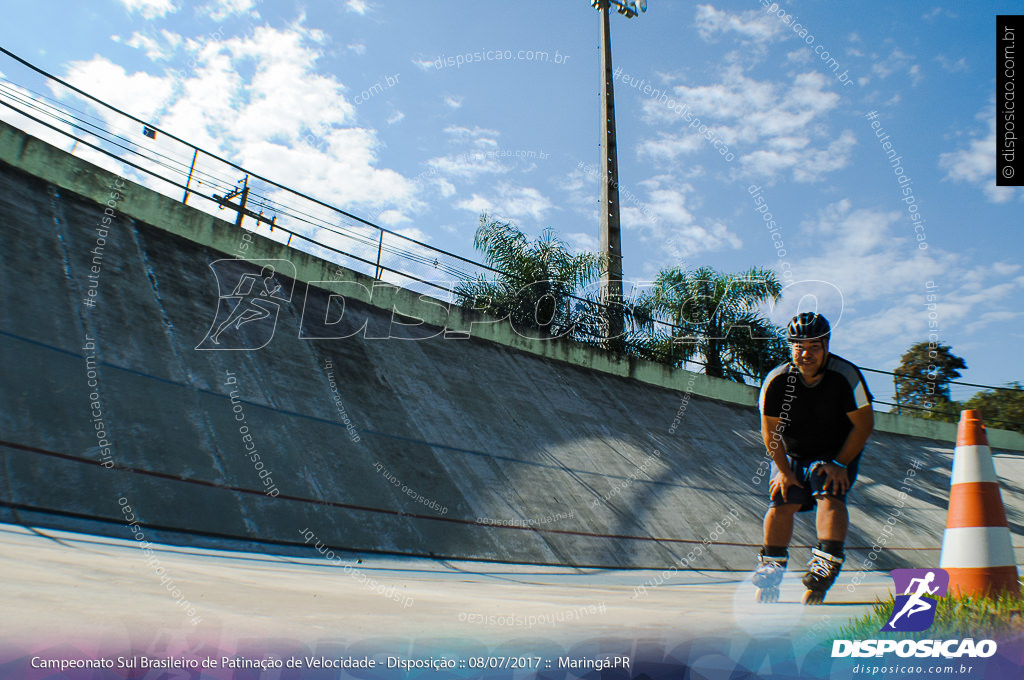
[939,410,1019,596]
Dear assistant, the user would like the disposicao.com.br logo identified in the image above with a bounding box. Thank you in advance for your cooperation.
[832,568,997,659]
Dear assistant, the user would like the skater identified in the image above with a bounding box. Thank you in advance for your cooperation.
[753,313,874,604]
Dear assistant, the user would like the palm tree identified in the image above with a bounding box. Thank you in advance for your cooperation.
[633,266,787,382]
[455,214,603,338]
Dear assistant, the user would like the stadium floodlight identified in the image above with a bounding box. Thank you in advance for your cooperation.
[593,0,645,18]
[588,0,646,348]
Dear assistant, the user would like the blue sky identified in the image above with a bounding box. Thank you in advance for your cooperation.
[1,0,1021,405]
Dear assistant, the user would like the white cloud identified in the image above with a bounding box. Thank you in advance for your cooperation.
[126,32,163,60]
[565,231,599,254]
[117,0,177,19]
[935,55,969,73]
[455,184,554,223]
[346,0,371,15]
[411,58,436,72]
[922,7,957,20]
[992,262,1022,277]
[56,21,416,216]
[424,126,509,179]
[694,4,788,44]
[386,111,404,125]
[347,43,367,56]
[227,27,353,142]
[785,200,1023,366]
[939,106,1019,204]
[378,210,412,226]
[444,125,499,140]
[846,34,864,58]
[909,64,923,86]
[428,151,508,179]
[659,217,742,264]
[436,178,456,198]
[745,129,856,182]
[443,95,463,109]
[638,67,854,182]
[62,58,175,122]
[624,176,742,267]
[126,30,182,61]
[965,311,1022,334]
[638,133,704,163]
[786,49,812,65]
[200,0,257,21]
[870,48,915,81]
[395,226,428,242]
[567,166,741,271]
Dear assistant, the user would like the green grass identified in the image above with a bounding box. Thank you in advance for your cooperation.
[836,589,1024,641]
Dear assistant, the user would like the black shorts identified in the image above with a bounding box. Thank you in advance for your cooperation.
[768,454,860,512]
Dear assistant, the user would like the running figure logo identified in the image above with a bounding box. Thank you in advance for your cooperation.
[882,568,949,632]
[196,259,295,351]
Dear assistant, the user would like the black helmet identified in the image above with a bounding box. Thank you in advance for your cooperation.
[786,312,830,343]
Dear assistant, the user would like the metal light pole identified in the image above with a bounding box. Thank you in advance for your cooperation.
[591,0,644,349]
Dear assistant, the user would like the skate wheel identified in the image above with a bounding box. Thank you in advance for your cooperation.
[802,590,825,605]
[755,587,779,603]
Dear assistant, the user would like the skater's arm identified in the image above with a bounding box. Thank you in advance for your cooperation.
[761,414,790,464]
[762,414,802,500]
[822,406,874,494]
[836,406,873,466]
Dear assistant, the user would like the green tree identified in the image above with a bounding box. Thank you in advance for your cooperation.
[455,214,602,337]
[893,342,967,416]
[964,382,1024,433]
[633,266,787,382]
[918,396,963,424]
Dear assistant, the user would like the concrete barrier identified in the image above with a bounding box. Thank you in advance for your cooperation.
[1,120,1021,570]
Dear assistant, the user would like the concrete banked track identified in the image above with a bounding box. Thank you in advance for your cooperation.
[2,121,1023,571]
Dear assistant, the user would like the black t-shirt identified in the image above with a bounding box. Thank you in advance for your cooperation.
[758,354,873,460]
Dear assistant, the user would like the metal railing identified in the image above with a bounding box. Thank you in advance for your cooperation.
[0,46,686,355]
[0,46,1018,430]
[0,46,496,304]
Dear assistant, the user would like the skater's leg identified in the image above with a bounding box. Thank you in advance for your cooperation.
[787,454,860,605]
[764,503,800,547]
[802,502,846,604]
[753,547,788,602]
[802,461,854,603]
[801,547,845,603]
[809,455,859,544]
[805,497,848,604]
[756,458,811,603]
[815,496,849,543]
[812,496,848,580]
[755,505,798,603]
